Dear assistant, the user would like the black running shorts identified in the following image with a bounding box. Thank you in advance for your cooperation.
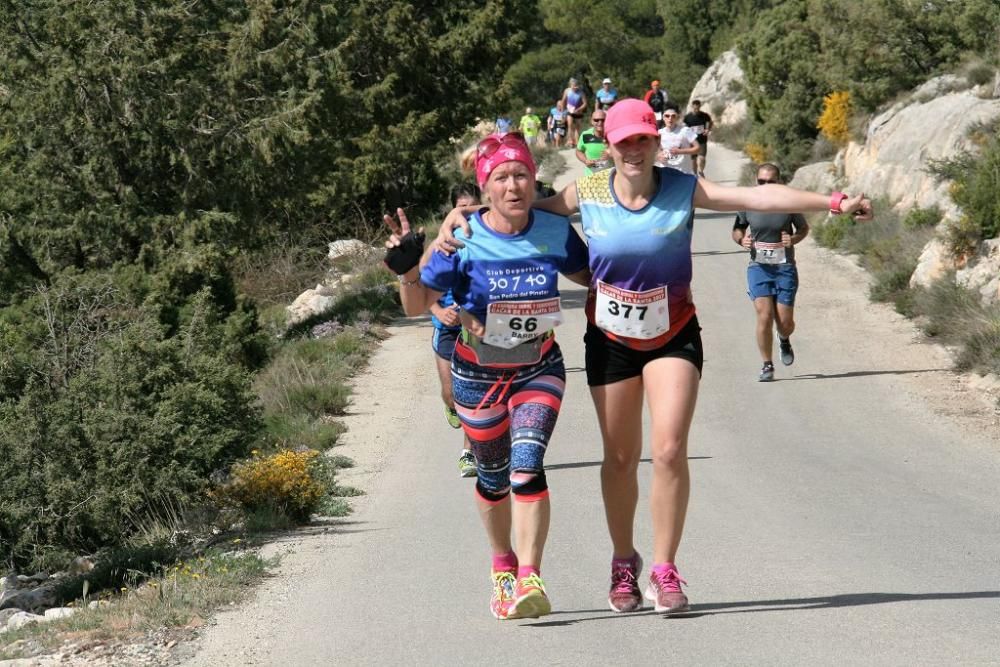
[584,316,704,386]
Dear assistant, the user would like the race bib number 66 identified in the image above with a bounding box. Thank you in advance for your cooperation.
[484,297,563,349]
[594,281,670,340]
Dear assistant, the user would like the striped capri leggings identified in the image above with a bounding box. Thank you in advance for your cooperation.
[451,347,566,504]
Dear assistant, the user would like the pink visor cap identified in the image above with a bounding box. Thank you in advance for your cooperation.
[604,98,659,144]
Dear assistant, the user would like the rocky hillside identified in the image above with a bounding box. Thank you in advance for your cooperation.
[687,50,1000,305]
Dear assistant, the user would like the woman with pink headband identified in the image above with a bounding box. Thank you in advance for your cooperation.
[384,132,591,620]
[434,100,873,616]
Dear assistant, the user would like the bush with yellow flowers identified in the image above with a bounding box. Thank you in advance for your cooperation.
[219,449,331,523]
[817,91,852,145]
[744,142,771,165]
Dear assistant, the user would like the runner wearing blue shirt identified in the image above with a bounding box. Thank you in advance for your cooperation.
[384,133,590,620]
[548,100,568,148]
[437,183,482,476]
[561,78,588,145]
[596,78,619,110]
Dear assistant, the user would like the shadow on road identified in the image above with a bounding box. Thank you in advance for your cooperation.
[780,368,949,381]
[547,456,712,471]
[524,590,1000,626]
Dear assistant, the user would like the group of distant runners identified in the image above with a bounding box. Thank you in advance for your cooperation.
[511,78,715,181]
[384,78,873,620]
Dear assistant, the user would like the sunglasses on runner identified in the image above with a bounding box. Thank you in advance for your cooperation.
[592,118,606,123]
[757,178,778,185]
[663,113,679,118]
[477,132,528,158]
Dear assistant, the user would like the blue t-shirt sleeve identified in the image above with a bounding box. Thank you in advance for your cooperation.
[420,249,462,293]
[560,226,590,275]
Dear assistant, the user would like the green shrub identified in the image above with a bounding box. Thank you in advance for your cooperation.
[967,63,996,87]
[0,278,261,569]
[261,414,345,452]
[812,214,856,248]
[903,206,942,229]
[813,202,934,314]
[908,279,1000,376]
[925,132,1000,256]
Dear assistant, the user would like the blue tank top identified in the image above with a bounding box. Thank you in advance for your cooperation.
[577,166,698,350]
[565,89,583,110]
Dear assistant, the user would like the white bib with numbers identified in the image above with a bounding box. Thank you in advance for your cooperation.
[754,241,787,265]
[594,281,670,340]
[483,297,563,349]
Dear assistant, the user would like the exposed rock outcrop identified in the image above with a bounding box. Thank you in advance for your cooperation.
[838,81,1000,218]
[956,239,1000,304]
[786,71,1000,294]
[686,50,747,126]
[788,160,839,192]
[328,239,376,264]
[910,238,960,288]
[287,284,338,327]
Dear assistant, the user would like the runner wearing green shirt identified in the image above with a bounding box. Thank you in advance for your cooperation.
[575,109,609,176]
[519,107,543,146]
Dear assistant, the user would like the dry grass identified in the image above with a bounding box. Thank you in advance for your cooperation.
[0,548,270,660]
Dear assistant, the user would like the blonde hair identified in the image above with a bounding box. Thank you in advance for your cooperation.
[459,145,477,176]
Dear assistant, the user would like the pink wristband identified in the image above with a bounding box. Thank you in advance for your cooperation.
[829,191,847,215]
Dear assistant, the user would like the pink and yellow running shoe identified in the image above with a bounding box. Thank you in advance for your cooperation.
[507,573,552,619]
[490,570,517,619]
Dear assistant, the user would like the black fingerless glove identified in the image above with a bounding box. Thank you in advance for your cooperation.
[383,231,426,275]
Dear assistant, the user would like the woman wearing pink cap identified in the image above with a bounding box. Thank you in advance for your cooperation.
[435,101,873,615]
[384,132,591,620]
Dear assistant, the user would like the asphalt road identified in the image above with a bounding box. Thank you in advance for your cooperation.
[184,144,1000,667]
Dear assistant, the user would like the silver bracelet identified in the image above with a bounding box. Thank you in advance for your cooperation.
[397,275,420,286]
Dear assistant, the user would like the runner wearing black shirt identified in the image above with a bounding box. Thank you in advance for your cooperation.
[682,100,713,178]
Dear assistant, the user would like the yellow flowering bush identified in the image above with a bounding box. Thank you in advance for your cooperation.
[817,91,852,145]
[744,142,771,164]
[220,449,329,522]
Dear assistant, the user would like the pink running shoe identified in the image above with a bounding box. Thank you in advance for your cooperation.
[608,552,643,612]
[645,564,690,614]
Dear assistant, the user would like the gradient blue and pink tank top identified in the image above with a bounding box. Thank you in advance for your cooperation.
[577,166,698,351]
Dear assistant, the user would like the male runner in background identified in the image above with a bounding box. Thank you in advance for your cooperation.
[731,163,810,382]
[683,100,713,178]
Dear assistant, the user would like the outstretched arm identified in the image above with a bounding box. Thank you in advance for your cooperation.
[694,180,873,219]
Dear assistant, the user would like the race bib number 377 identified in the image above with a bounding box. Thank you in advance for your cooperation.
[594,281,670,340]
[484,297,563,349]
